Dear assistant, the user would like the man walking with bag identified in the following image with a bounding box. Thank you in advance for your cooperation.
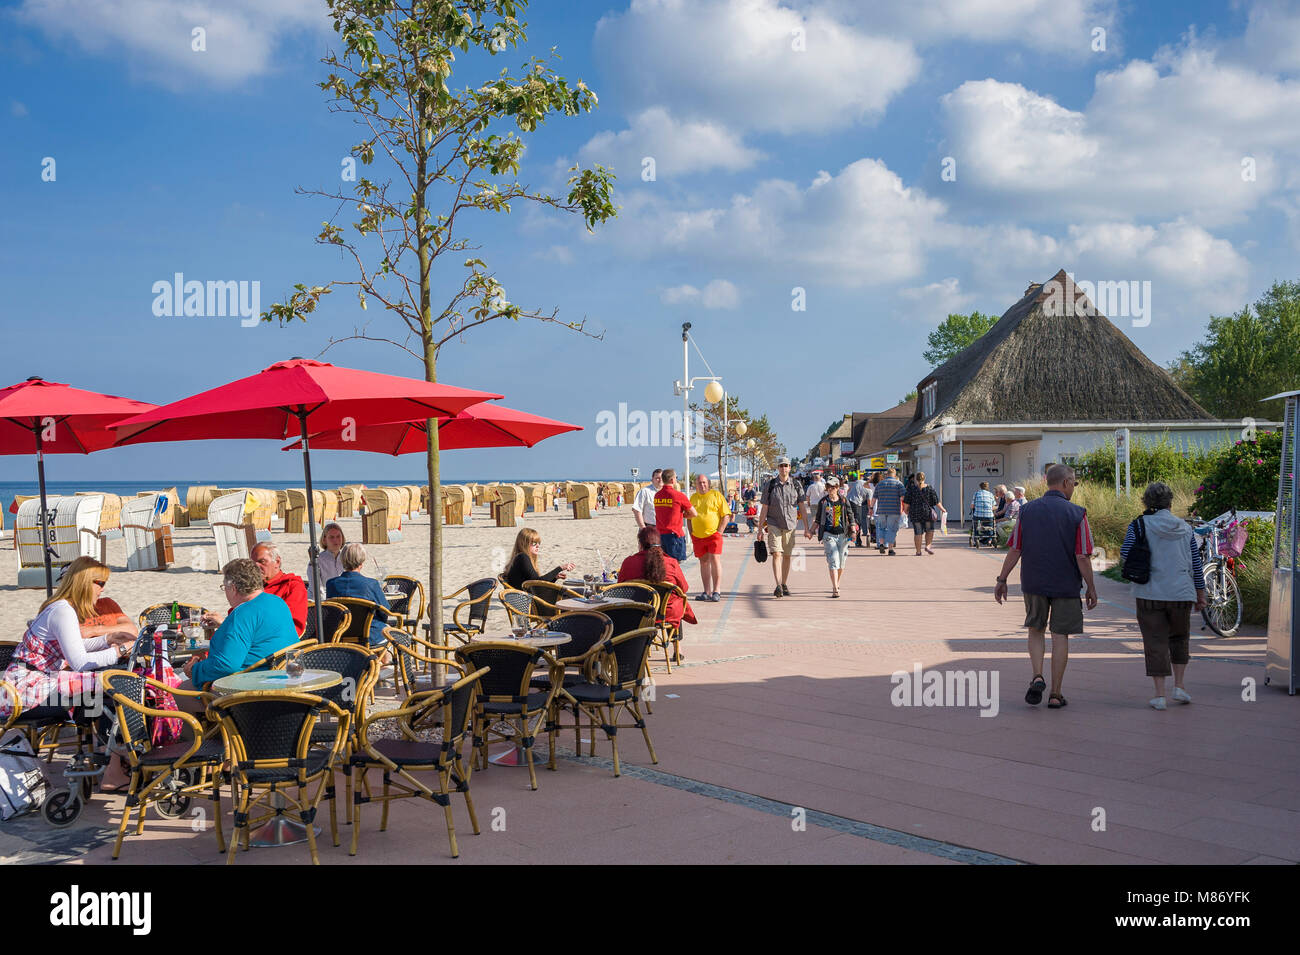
[993,464,1097,709]
[756,457,807,598]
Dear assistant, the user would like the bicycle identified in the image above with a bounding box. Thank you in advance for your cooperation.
[1189,511,1246,638]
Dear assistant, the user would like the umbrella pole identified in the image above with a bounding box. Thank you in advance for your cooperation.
[34,426,53,597]
[298,411,325,643]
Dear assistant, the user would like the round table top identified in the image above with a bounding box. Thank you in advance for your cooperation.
[475,631,570,648]
[211,668,341,696]
[555,596,637,611]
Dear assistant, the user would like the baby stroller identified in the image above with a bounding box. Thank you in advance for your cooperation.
[968,515,996,548]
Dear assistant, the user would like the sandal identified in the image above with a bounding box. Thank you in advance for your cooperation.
[1025,675,1046,705]
[1048,693,1068,709]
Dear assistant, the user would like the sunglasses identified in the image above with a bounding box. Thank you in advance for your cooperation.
[92,580,107,588]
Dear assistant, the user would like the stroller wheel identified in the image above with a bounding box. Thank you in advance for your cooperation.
[42,789,83,828]
[154,768,194,818]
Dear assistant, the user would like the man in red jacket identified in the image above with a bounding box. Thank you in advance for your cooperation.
[250,541,309,636]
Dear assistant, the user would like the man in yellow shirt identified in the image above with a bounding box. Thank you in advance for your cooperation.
[689,473,731,601]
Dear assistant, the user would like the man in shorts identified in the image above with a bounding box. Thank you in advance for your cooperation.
[871,468,905,555]
[688,473,730,601]
[756,457,807,598]
[993,464,1098,709]
[653,468,697,563]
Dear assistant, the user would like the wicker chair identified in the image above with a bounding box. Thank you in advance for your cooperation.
[349,669,487,858]
[385,627,465,699]
[324,596,381,648]
[557,627,659,776]
[521,579,580,617]
[454,642,562,791]
[434,577,496,643]
[304,600,351,644]
[598,581,659,606]
[209,691,348,865]
[298,644,380,824]
[600,602,657,638]
[137,603,206,629]
[381,574,426,634]
[529,611,611,691]
[101,669,226,860]
[626,579,689,670]
[498,589,548,630]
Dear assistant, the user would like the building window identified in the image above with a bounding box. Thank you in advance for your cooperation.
[922,382,937,417]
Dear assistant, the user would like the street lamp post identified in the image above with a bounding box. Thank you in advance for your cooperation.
[674,322,724,489]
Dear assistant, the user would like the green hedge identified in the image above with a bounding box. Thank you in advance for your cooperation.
[1191,430,1281,517]
[1074,433,1219,487]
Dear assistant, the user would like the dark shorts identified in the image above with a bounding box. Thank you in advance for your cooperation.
[1023,594,1084,635]
[1135,598,1192,676]
[660,532,688,562]
[911,519,934,534]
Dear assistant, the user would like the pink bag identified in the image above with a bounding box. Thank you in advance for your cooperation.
[1218,521,1248,559]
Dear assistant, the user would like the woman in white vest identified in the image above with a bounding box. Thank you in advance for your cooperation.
[1120,482,1207,711]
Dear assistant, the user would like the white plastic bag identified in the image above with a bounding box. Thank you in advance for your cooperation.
[0,728,49,820]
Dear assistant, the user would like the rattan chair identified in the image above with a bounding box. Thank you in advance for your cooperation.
[600,602,657,638]
[101,669,226,860]
[381,574,426,634]
[454,642,562,791]
[557,627,659,776]
[304,600,351,644]
[137,603,206,629]
[529,611,612,691]
[209,691,348,865]
[521,579,580,618]
[349,669,487,858]
[498,588,548,630]
[625,579,689,670]
[385,627,466,699]
[299,643,380,824]
[598,581,659,606]
[433,577,496,643]
[324,596,381,647]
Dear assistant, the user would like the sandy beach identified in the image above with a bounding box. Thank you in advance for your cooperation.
[0,501,671,636]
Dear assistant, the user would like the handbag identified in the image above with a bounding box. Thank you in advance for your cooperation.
[1121,517,1151,584]
[0,729,49,820]
[753,539,768,563]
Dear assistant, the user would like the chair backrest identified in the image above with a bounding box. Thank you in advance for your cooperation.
[600,602,656,637]
[591,627,657,691]
[326,597,379,645]
[544,611,612,663]
[638,580,683,625]
[233,638,319,678]
[212,693,331,779]
[464,577,496,628]
[137,602,206,629]
[600,582,658,606]
[403,669,487,757]
[498,589,539,626]
[298,644,378,716]
[518,583,561,619]
[382,574,425,621]
[304,600,351,643]
[101,669,151,758]
[454,642,542,702]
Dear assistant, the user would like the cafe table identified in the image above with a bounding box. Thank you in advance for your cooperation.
[554,595,636,612]
[473,631,569,767]
[209,668,342,846]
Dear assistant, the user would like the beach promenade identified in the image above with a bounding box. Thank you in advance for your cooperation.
[0,517,1291,866]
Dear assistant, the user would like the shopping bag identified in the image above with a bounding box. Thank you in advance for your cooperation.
[0,729,49,820]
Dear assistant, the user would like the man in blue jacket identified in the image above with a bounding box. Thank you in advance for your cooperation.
[182,558,299,690]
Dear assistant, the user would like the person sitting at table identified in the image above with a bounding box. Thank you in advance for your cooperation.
[307,521,347,601]
[325,543,392,658]
[181,558,299,696]
[503,527,575,590]
[0,557,135,721]
[618,526,697,634]
[202,542,308,637]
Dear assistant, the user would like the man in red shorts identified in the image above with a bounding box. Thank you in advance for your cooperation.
[688,473,730,601]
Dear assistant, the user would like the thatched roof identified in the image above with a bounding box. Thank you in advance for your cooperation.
[852,399,916,456]
[887,270,1214,444]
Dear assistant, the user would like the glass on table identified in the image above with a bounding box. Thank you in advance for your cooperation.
[285,649,305,680]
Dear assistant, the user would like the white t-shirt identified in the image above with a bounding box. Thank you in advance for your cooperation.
[30,601,119,671]
[634,486,658,525]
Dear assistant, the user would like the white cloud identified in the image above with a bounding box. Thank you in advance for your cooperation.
[939,44,1300,226]
[579,107,763,179]
[1234,0,1300,73]
[16,0,325,87]
[899,278,975,318]
[660,279,740,308]
[820,0,1119,56]
[535,245,575,265]
[593,0,920,135]
[10,100,28,117]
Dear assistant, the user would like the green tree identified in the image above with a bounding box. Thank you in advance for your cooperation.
[922,311,995,367]
[1174,281,1300,420]
[690,394,748,485]
[900,389,917,404]
[263,0,617,636]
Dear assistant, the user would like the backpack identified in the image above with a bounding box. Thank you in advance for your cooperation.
[1121,517,1151,584]
[0,729,50,820]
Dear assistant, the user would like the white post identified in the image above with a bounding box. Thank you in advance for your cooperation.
[682,325,690,488]
[723,390,729,491]
[1124,427,1132,496]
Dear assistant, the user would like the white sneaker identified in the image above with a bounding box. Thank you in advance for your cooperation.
[1149,697,1167,710]
[1172,687,1192,704]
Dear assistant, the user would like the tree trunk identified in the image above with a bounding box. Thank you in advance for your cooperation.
[417,91,442,644]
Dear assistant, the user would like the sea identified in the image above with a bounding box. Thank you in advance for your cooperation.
[0,478,612,516]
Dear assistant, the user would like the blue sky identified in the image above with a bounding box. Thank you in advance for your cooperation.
[3,0,1298,483]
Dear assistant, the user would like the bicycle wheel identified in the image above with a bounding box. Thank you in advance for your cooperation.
[1202,564,1242,637]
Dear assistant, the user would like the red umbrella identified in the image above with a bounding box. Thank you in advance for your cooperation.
[112,359,502,637]
[0,377,157,594]
[283,401,582,454]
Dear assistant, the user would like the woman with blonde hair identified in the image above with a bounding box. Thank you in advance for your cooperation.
[0,557,136,718]
[503,527,575,590]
